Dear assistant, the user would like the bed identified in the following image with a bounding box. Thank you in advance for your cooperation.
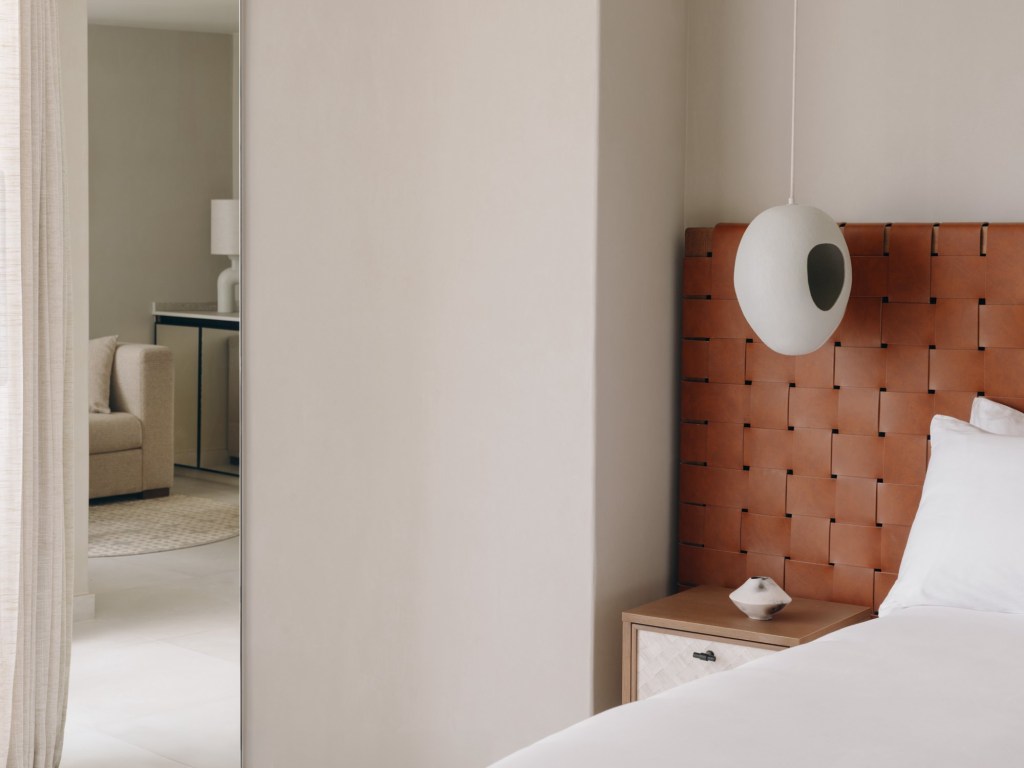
[493,400,1024,767]
[495,606,1024,767]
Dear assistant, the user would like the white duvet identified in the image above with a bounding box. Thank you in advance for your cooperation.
[493,607,1024,767]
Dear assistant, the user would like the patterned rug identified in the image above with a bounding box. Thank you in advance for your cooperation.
[89,494,239,557]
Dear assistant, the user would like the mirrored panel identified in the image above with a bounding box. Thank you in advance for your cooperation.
[74,0,241,765]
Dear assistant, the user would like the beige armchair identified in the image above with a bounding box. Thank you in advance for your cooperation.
[89,344,174,499]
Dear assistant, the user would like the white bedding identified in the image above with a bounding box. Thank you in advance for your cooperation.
[494,607,1024,767]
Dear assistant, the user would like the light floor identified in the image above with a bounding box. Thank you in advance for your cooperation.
[63,475,241,768]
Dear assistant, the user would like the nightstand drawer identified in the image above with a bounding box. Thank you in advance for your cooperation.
[635,627,777,700]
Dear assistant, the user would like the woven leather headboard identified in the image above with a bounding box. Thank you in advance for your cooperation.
[679,222,1024,610]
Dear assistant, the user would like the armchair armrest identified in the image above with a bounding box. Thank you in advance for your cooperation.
[109,343,174,492]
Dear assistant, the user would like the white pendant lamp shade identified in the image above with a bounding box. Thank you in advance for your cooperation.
[733,0,851,356]
[733,204,851,356]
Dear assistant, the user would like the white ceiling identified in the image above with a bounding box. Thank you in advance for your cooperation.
[88,0,238,34]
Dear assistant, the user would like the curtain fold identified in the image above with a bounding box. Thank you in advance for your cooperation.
[0,0,72,764]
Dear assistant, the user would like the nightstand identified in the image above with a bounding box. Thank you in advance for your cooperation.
[621,585,872,703]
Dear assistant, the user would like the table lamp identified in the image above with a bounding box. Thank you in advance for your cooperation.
[211,199,240,313]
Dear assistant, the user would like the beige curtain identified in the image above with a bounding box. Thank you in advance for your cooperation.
[0,0,73,764]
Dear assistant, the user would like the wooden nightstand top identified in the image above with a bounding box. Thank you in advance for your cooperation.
[623,585,873,647]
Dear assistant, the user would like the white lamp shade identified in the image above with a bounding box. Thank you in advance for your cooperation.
[211,199,240,256]
[733,204,851,356]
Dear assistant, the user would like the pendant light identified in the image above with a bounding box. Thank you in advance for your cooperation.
[733,0,850,356]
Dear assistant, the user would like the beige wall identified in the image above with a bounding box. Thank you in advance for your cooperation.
[685,0,1024,226]
[57,0,91,612]
[88,25,233,343]
[244,2,600,765]
[593,0,686,712]
[240,0,1024,763]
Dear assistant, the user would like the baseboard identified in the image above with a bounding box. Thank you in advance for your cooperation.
[74,593,96,622]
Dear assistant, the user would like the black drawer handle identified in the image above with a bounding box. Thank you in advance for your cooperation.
[692,650,716,662]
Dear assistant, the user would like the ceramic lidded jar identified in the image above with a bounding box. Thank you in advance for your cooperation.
[730,576,792,621]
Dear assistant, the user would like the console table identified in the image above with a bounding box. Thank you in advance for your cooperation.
[153,303,239,477]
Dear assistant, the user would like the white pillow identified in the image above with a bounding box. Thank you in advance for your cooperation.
[971,396,1024,436]
[879,415,1024,617]
[88,336,118,414]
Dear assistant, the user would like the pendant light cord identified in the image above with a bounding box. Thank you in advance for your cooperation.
[788,0,798,205]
